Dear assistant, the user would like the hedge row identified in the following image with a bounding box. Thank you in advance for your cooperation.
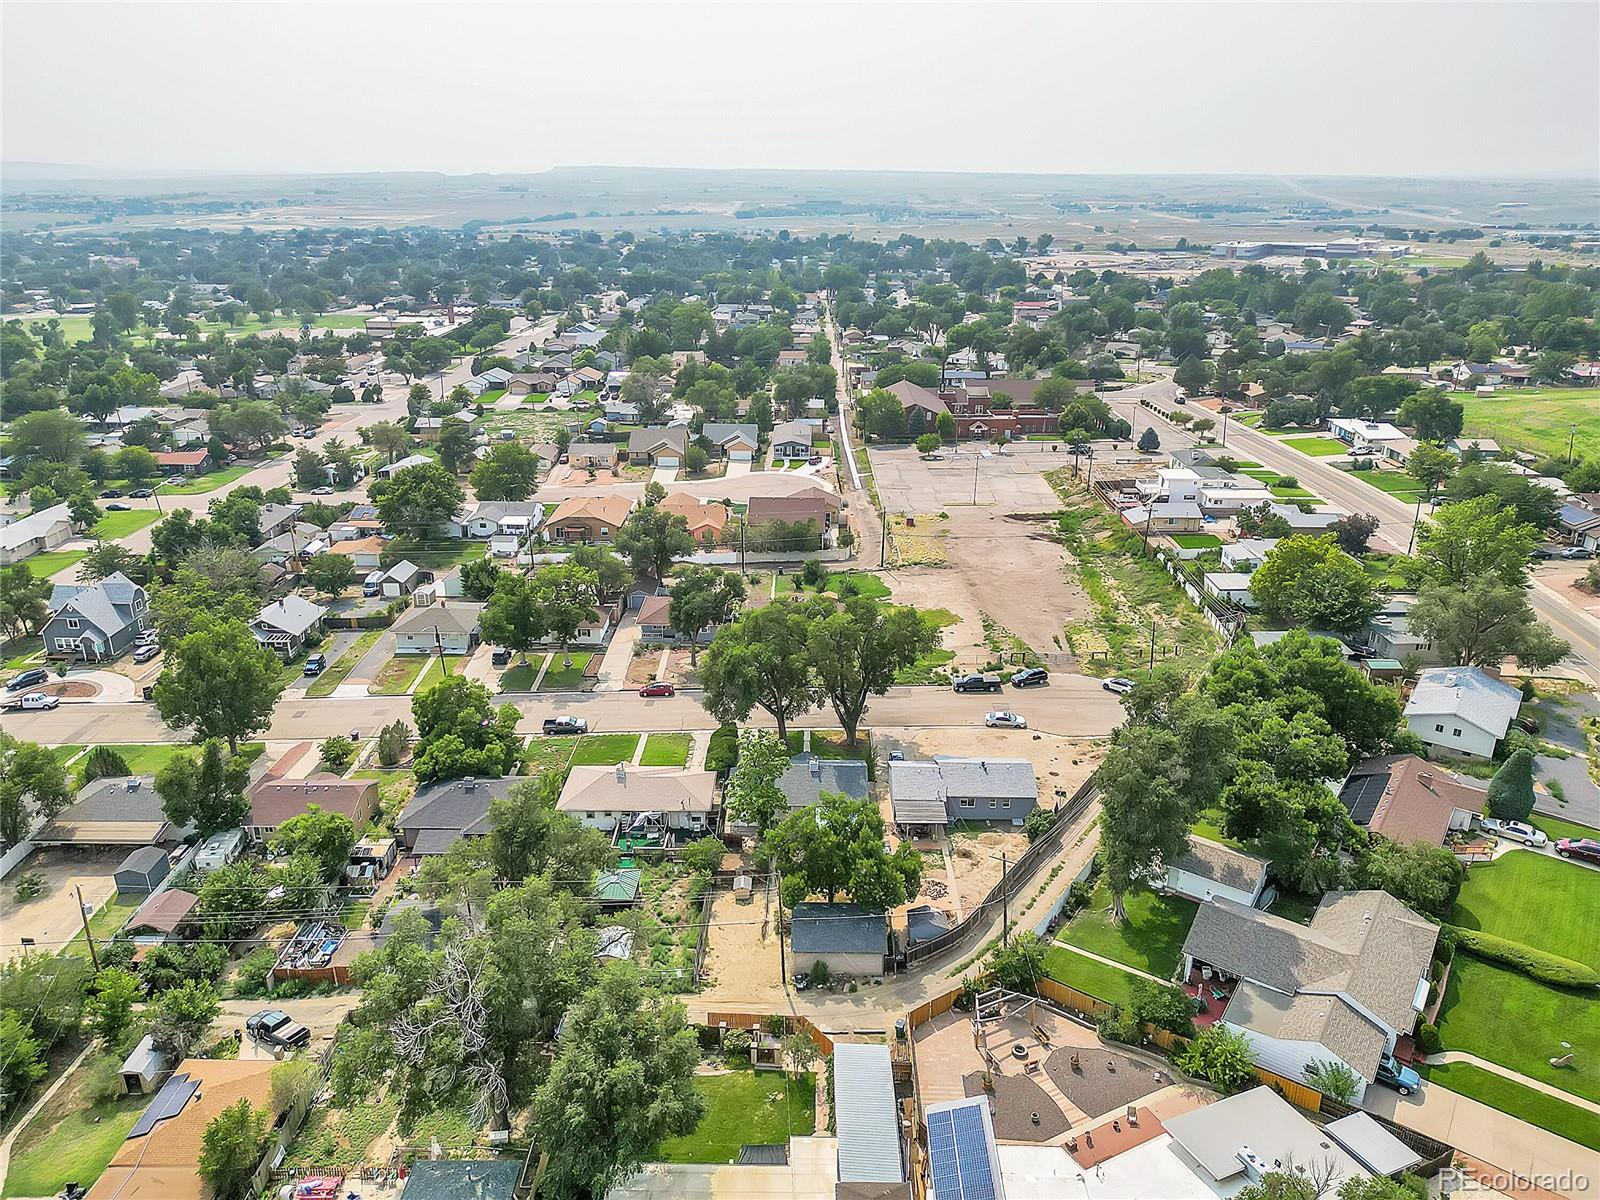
[1447,925,1600,989]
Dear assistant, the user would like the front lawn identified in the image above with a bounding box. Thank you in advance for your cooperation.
[157,464,254,494]
[1350,469,1426,502]
[1042,943,1140,1009]
[98,741,264,776]
[641,733,691,767]
[1434,954,1599,1105]
[1423,1061,1600,1152]
[1057,880,1195,980]
[23,549,86,579]
[1170,533,1223,549]
[498,659,542,692]
[1450,849,1598,966]
[785,730,871,760]
[568,733,642,766]
[414,654,467,694]
[369,653,430,695]
[656,1068,816,1163]
[1282,436,1350,457]
[377,537,488,569]
[92,509,160,540]
[538,650,593,690]
[523,735,579,776]
[1533,814,1600,845]
[2,1082,145,1198]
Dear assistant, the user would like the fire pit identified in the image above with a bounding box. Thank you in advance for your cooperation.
[1011,1043,1030,1061]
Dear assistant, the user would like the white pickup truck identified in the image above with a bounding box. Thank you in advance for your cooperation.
[8,691,60,711]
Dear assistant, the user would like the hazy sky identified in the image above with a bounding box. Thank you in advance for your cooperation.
[4,1,1597,178]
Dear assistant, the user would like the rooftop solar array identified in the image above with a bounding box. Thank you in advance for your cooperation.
[128,1072,197,1139]
[1339,769,1390,825]
[926,1100,1001,1200]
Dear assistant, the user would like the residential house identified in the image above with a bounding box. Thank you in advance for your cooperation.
[252,522,328,565]
[450,501,545,540]
[771,754,870,820]
[888,757,1037,832]
[1557,500,1600,552]
[124,889,200,941]
[413,411,475,441]
[791,905,889,980]
[544,494,633,543]
[35,775,177,847]
[745,487,841,532]
[769,420,816,460]
[43,572,149,661]
[328,536,385,571]
[1446,436,1503,459]
[1220,537,1278,571]
[251,595,327,658]
[567,441,621,472]
[636,594,702,644]
[701,422,761,462]
[883,380,951,432]
[0,502,73,564]
[1202,571,1258,609]
[377,453,431,479]
[1327,419,1413,463]
[556,764,717,836]
[1266,501,1343,532]
[603,398,641,423]
[329,503,383,542]
[1181,891,1438,1100]
[657,493,728,544]
[627,425,691,467]
[1403,666,1522,759]
[154,449,213,475]
[505,371,557,395]
[624,573,666,611]
[396,776,518,856]
[1122,499,1204,534]
[257,502,304,540]
[1354,597,1439,665]
[391,600,483,654]
[246,775,380,841]
[1164,837,1268,907]
[1338,754,1481,847]
[381,559,426,597]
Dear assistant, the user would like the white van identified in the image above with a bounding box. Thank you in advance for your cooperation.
[362,570,385,597]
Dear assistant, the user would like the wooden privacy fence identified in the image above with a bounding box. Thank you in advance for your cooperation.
[699,1011,834,1056]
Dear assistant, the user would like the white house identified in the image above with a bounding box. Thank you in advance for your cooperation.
[391,601,482,655]
[376,453,431,479]
[1403,666,1522,759]
[1221,537,1278,572]
[0,503,73,565]
[1202,571,1257,609]
[1164,838,1268,908]
[555,764,716,834]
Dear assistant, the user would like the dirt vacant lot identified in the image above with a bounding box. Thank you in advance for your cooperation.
[2,848,125,962]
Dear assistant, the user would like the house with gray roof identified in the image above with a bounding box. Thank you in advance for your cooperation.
[780,755,870,811]
[701,422,760,462]
[42,572,149,662]
[391,600,483,655]
[769,421,815,460]
[0,502,73,565]
[1403,666,1522,759]
[791,903,887,978]
[1181,890,1438,1099]
[888,756,1036,834]
[626,425,691,467]
[1164,837,1268,908]
[449,501,545,540]
[251,595,327,659]
[395,776,518,856]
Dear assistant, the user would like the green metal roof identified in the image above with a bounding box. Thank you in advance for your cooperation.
[593,867,642,903]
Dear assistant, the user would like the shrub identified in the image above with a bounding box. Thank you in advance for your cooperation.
[681,836,726,876]
[1485,748,1536,821]
[1447,926,1599,987]
[1097,1007,1140,1044]
[807,960,831,988]
[1022,807,1059,843]
[705,723,740,773]
[79,745,132,786]
[723,1028,753,1058]
[319,735,356,773]
[1305,1058,1360,1102]
[1176,1024,1256,1094]
[1129,979,1196,1037]
[376,720,411,767]
[12,871,45,903]
[1414,1022,1443,1055]
[1275,475,1299,488]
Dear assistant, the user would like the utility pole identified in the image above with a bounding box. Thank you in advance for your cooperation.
[1406,492,1425,555]
[775,869,787,985]
[435,626,449,676]
[75,885,100,973]
[739,519,747,577]
[1148,620,1158,675]
[999,853,1009,947]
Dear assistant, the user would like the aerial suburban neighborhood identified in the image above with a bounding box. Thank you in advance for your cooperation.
[0,5,1597,1200]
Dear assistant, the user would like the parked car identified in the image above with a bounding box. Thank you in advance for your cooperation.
[246,1010,311,1050]
[1374,1054,1420,1096]
[302,654,326,676]
[1102,677,1136,695]
[543,716,588,735]
[1529,546,1560,560]
[127,488,154,498]
[1493,819,1548,847]
[491,647,513,667]
[105,502,132,512]
[984,711,1027,729]
[639,681,676,697]
[953,673,1003,694]
[888,749,906,762]
[1555,837,1600,864]
[132,644,161,664]
[1559,546,1594,560]
[311,485,334,496]
[1010,667,1049,688]
[99,488,123,498]
[7,667,49,692]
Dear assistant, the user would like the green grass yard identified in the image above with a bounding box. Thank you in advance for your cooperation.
[1533,814,1600,845]
[640,733,692,767]
[656,1068,816,1163]
[538,650,594,690]
[1453,388,1600,462]
[414,654,467,694]
[92,509,160,539]
[522,735,579,776]
[1042,944,1140,1009]
[304,629,382,698]
[1056,880,1196,980]
[1434,954,1599,1105]
[95,741,264,777]
[1,1086,145,1198]
[1282,436,1351,457]
[1450,849,1598,966]
[1170,533,1223,549]
[23,550,86,579]
[784,729,871,760]
[1422,1061,1599,1152]
[568,733,642,766]
[1350,469,1427,503]
[156,464,255,495]
[498,658,542,692]
[369,653,430,695]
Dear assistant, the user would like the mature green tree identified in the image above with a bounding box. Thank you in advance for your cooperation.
[1411,494,1537,587]
[0,564,50,640]
[148,979,222,1059]
[1485,748,1536,822]
[666,565,746,666]
[808,599,937,748]
[616,506,696,583]
[1136,427,1161,452]
[114,444,160,488]
[87,967,143,1045]
[469,443,542,501]
[272,805,357,879]
[1249,535,1379,635]
[532,970,703,1200]
[293,446,326,490]
[198,1099,269,1200]
[1356,838,1464,918]
[857,388,906,439]
[362,420,414,464]
[1396,391,1465,441]
[480,572,548,662]
[1329,512,1380,556]
[1444,463,1559,530]
[1409,578,1569,668]
[1304,1059,1361,1103]
[372,461,466,540]
[765,793,922,909]
[301,552,356,599]
[569,544,631,600]
[155,739,252,837]
[0,732,73,847]
[78,745,132,786]
[7,409,86,468]
[1235,502,1294,540]
[0,1012,46,1113]
[723,730,792,838]
[701,601,819,740]
[153,616,284,752]
[531,562,601,667]
[411,674,522,782]
[1404,442,1457,497]
[488,776,610,887]
[77,540,141,584]
[436,418,475,475]
[1097,727,1203,923]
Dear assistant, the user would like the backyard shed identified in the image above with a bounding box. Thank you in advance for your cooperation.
[119,1034,173,1096]
[114,845,171,896]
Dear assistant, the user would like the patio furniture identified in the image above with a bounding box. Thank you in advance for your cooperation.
[1211,986,1227,1002]
[1192,995,1207,1014]
[1550,1052,1575,1068]
[1126,1107,1139,1126]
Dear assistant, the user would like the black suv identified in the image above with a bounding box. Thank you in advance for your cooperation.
[1010,667,1049,688]
[953,673,1002,693]
[491,647,513,666]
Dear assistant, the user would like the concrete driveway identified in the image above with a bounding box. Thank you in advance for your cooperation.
[333,631,394,697]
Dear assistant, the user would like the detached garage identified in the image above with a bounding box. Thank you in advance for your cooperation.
[790,903,887,978]
[1165,837,1269,908]
[114,845,170,896]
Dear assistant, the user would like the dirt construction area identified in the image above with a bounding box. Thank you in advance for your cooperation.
[1,847,123,963]
[700,880,786,1003]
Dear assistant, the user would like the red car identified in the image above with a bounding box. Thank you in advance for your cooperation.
[639,682,676,697]
[1555,837,1600,865]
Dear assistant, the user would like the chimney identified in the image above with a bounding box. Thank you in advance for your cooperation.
[809,757,821,779]
[615,763,627,783]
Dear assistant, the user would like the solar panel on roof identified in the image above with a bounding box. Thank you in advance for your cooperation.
[128,1073,196,1138]
[1339,770,1390,826]
[926,1103,999,1200]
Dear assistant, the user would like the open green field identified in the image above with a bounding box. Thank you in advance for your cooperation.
[640,733,692,767]
[538,650,594,690]
[1351,469,1427,503]
[1434,954,1599,1105]
[305,629,382,697]
[156,464,254,494]
[195,313,368,339]
[22,550,85,579]
[3,314,97,344]
[1423,1061,1599,1151]
[92,509,160,540]
[377,538,489,569]
[1170,533,1223,549]
[656,1068,816,1163]
[568,733,642,766]
[1282,436,1350,457]
[1057,880,1195,979]
[1450,849,1598,966]
[1042,943,1140,1009]
[1453,388,1600,462]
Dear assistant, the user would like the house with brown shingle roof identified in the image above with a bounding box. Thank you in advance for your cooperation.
[544,494,634,543]
[1337,755,1481,847]
[246,775,380,841]
[745,486,841,530]
[657,493,728,544]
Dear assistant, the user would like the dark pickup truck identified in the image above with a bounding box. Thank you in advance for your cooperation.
[952,673,1003,694]
[542,716,588,735]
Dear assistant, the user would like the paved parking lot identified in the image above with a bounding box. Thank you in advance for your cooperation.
[870,445,1061,515]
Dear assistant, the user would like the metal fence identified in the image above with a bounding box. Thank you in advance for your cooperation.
[903,776,1098,967]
